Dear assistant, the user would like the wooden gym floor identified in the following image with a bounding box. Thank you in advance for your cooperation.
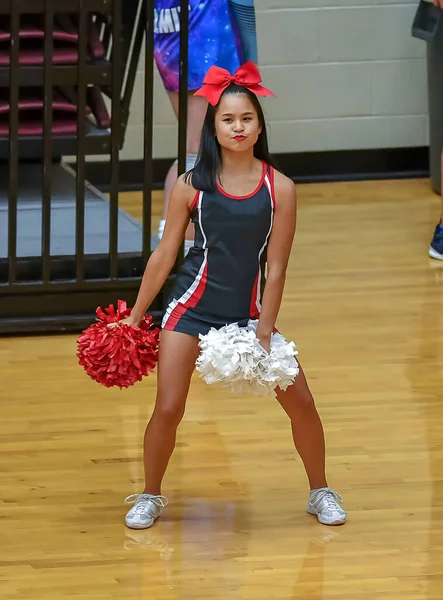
[1,178,443,599]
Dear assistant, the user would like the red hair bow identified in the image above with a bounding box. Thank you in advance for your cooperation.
[194,61,276,106]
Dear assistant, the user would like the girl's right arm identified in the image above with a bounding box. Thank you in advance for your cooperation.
[125,175,196,326]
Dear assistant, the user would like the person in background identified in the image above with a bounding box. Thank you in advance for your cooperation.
[429,0,443,259]
[155,0,258,253]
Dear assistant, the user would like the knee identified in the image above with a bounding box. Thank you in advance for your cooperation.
[287,383,317,415]
[277,384,317,420]
[291,368,317,413]
[153,399,185,427]
[295,389,317,413]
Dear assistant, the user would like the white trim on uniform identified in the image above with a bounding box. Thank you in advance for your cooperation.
[254,174,275,313]
[162,191,208,328]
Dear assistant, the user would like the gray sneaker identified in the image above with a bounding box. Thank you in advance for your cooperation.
[307,488,346,526]
[124,493,168,530]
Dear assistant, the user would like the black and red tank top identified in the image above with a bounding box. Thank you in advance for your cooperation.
[162,162,276,330]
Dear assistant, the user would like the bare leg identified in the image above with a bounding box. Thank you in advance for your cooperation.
[275,363,328,491]
[143,330,200,495]
[161,93,208,240]
[163,161,179,221]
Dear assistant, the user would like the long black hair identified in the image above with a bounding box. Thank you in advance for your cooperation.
[185,84,277,193]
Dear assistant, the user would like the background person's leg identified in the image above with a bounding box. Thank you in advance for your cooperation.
[158,93,208,244]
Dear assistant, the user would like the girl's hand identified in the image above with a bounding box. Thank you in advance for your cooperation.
[434,0,443,9]
[257,332,271,354]
[108,315,141,329]
[120,316,141,327]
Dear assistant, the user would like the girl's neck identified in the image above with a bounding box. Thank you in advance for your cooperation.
[220,149,260,175]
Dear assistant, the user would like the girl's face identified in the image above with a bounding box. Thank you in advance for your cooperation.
[214,93,262,153]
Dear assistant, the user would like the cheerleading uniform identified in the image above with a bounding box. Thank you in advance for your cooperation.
[162,162,276,337]
[154,0,242,92]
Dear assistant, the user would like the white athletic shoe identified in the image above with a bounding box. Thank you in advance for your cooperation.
[307,488,347,526]
[124,493,168,530]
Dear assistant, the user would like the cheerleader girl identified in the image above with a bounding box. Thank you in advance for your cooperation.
[122,62,347,530]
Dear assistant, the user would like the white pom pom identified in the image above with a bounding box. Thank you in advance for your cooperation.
[196,320,299,397]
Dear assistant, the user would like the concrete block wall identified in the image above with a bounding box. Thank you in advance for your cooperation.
[119,0,429,160]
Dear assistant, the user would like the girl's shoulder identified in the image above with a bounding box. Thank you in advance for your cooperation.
[270,166,295,197]
[177,172,199,209]
[177,172,197,195]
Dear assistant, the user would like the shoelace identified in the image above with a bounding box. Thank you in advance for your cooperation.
[124,493,169,515]
[315,489,344,511]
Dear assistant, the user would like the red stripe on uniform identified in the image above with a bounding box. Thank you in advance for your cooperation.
[190,190,200,211]
[249,271,260,319]
[163,261,209,330]
[162,302,188,331]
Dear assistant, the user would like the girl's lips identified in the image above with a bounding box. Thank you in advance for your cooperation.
[233,135,246,140]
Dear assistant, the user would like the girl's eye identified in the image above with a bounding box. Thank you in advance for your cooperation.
[223,118,232,123]
[244,117,252,122]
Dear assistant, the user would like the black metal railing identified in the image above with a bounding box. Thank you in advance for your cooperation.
[42,1,53,284]
[8,0,20,286]
[0,0,189,334]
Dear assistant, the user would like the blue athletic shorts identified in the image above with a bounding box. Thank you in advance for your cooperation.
[154,0,258,93]
[154,0,242,93]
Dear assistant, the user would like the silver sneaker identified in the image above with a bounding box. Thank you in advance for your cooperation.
[124,493,168,530]
[307,488,347,526]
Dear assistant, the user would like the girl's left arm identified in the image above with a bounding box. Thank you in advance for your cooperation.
[256,172,297,351]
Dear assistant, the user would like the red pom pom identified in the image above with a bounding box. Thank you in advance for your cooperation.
[77,300,160,389]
